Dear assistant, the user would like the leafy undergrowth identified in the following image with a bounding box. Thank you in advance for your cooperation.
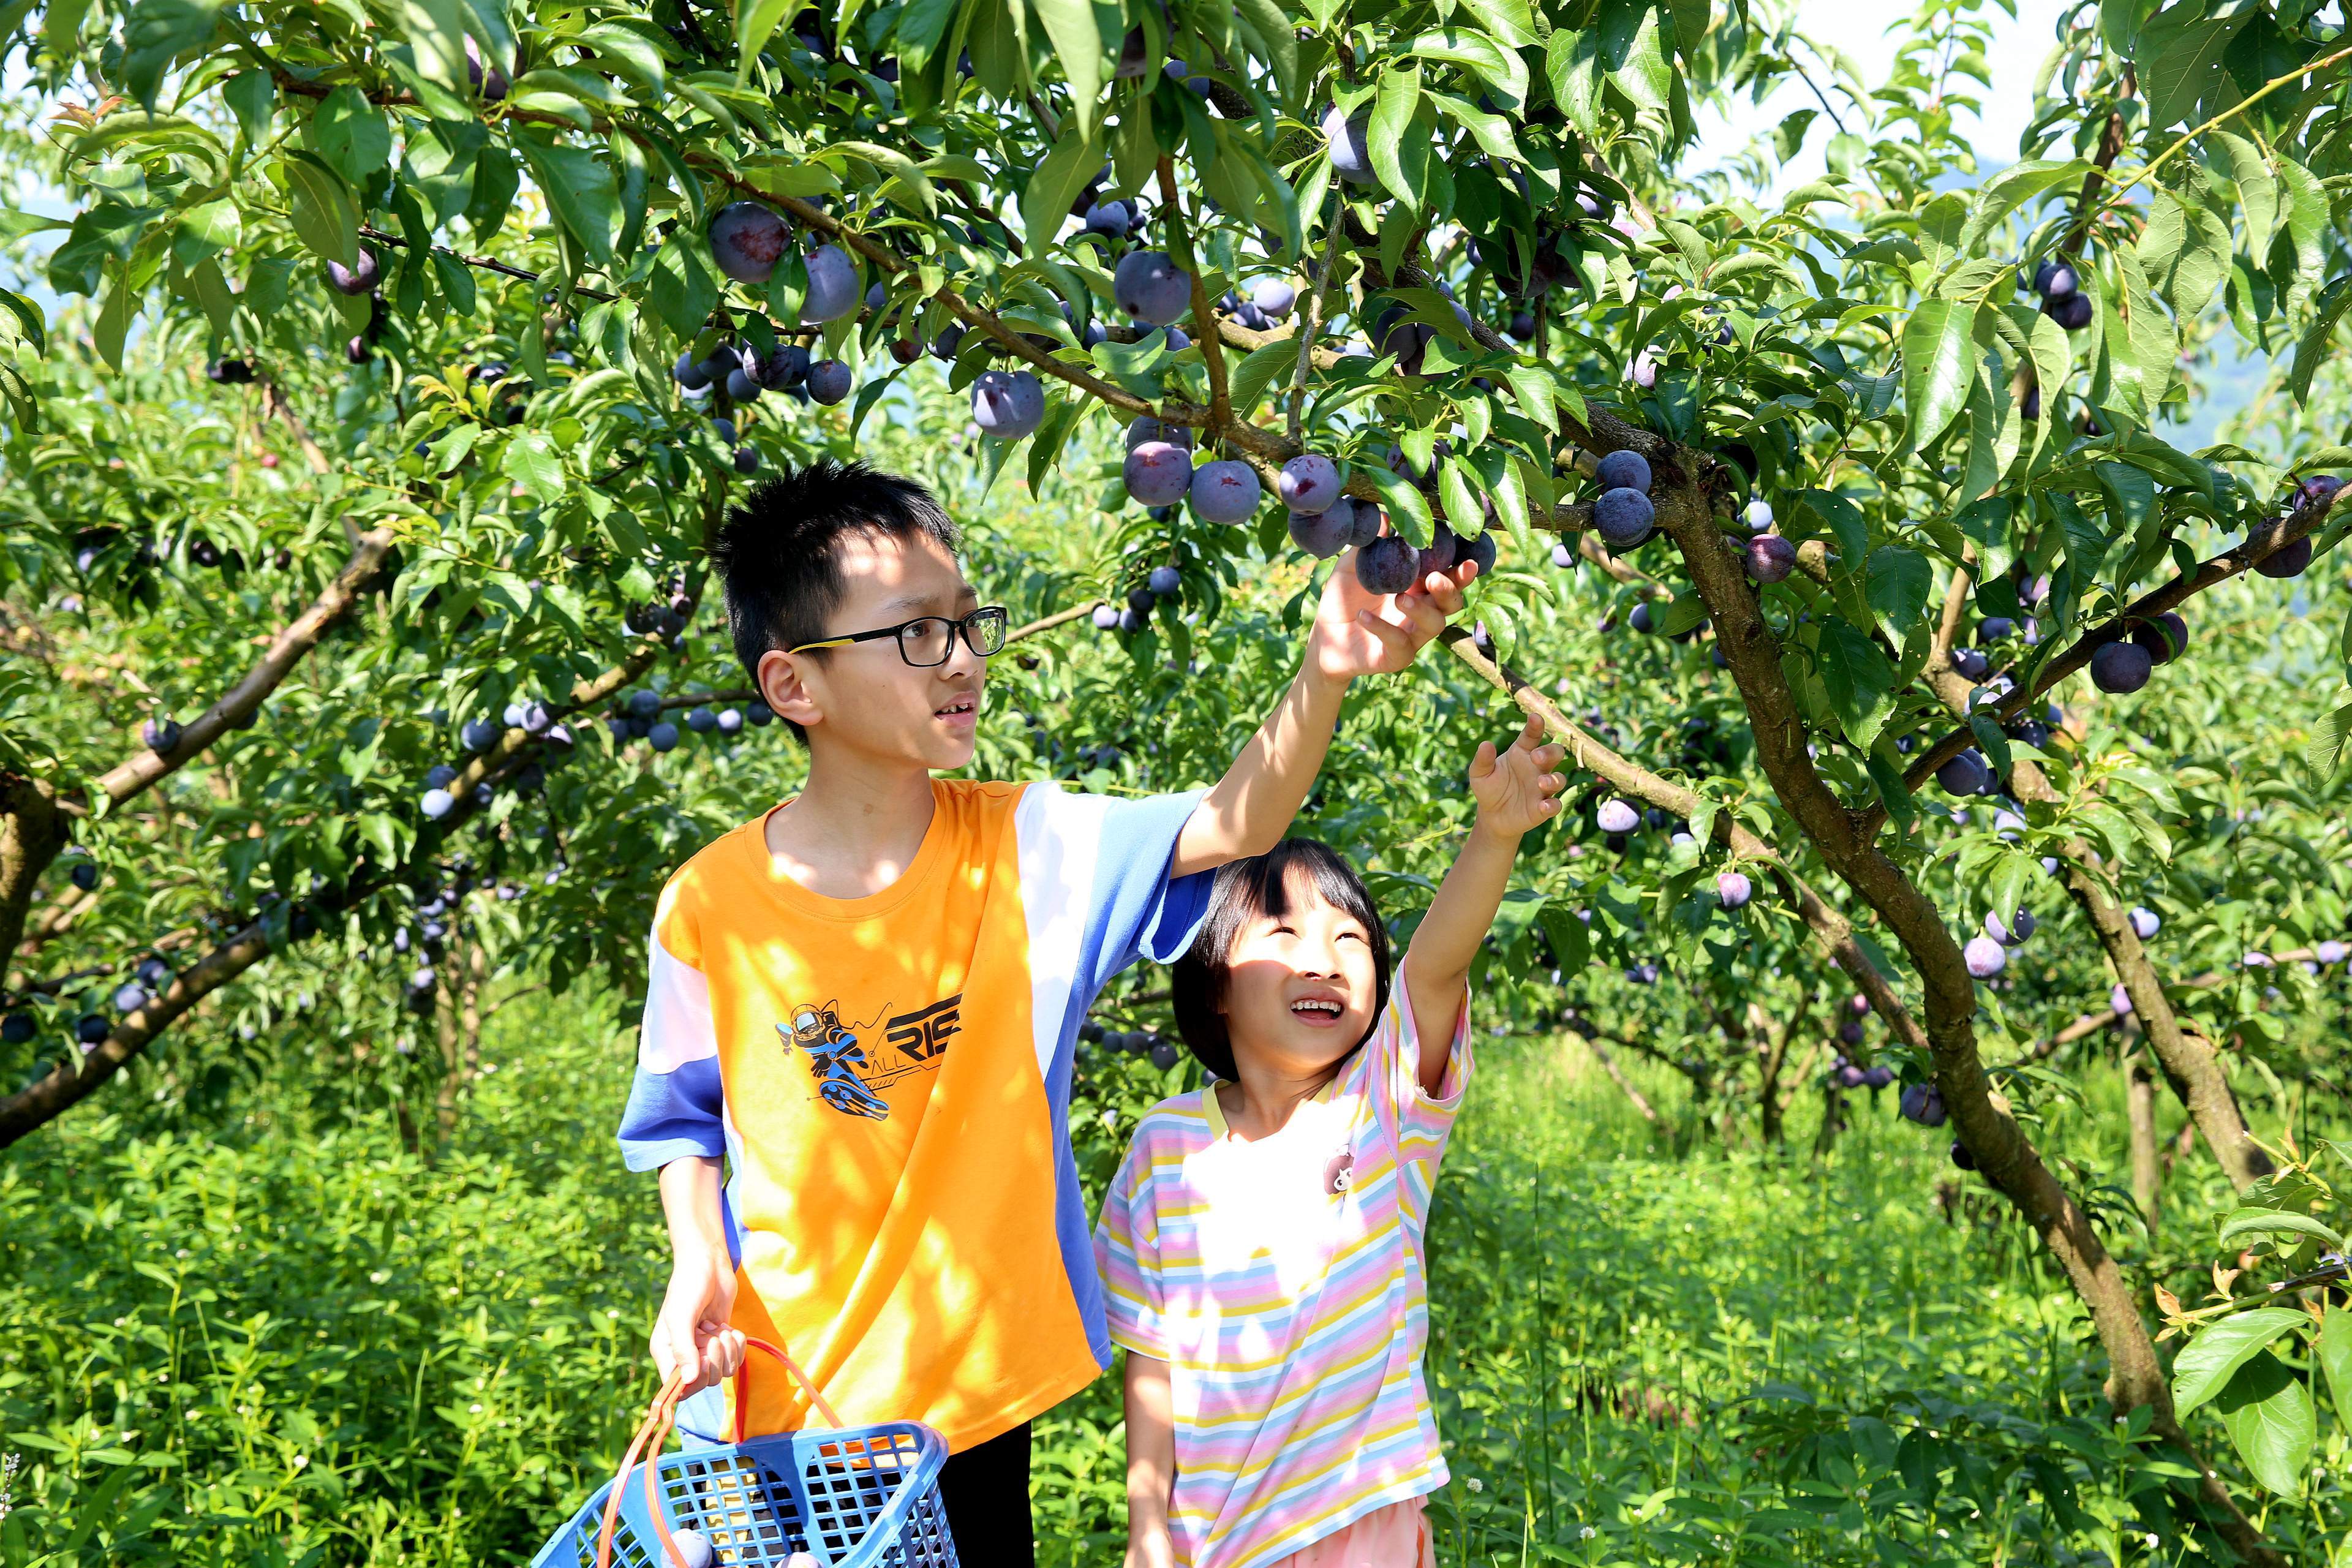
[3,997,2346,1565]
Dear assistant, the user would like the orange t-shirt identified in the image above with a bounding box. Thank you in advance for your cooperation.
[617,778,1208,1449]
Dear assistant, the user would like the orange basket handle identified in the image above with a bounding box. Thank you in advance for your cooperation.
[596,1337,846,1568]
[733,1334,845,1441]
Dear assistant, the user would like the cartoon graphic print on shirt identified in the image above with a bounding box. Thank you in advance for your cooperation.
[783,993,964,1120]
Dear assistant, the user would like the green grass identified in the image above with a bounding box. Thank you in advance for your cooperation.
[4,995,2347,1565]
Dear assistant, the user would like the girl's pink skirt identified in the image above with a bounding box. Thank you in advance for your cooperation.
[1268,1496,1434,1568]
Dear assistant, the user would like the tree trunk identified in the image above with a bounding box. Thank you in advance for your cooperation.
[2127,1044,2162,1236]
[0,775,70,965]
[2064,858,2273,1188]
[1651,477,2280,1567]
[1581,1033,1657,1124]
[1917,568,2272,1193]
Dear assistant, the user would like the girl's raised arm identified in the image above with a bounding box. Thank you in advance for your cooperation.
[1401,716,1566,1093]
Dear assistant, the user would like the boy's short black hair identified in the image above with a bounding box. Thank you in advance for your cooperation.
[707,459,962,744]
[1170,839,1392,1082]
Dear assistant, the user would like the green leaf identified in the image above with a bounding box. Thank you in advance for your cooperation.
[1536,900,1590,976]
[1030,0,1112,137]
[2291,275,2352,404]
[1230,0,1298,100]
[1018,125,1098,261]
[121,0,224,110]
[309,85,391,185]
[398,0,472,93]
[2214,1351,2316,1498]
[1362,462,1434,548]
[513,130,617,265]
[1545,29,1602,140]
[2318,1308,2352,1431]
[1503,366,1557,435]
[1817,617,1894,748]
[2309,701,2352,778]
[502,431,565,503]
[1864,546,1930,633]
[1457,0,1536,48]
[1959,159,2091,254]
[2137,2,2250,131]
[1597,0,1670,115]
[1796,489,1868,574]
[2139,190,2230,322]
[1369,66,1425,213]
[92,265,135,372]
[1901,298,1978,450]
[284,151,360,268]
[2209,132,2277,258]
[2173,1306,2305,1415]
[736,0,799,83]
[1223,342,1294,417]
[2218,1208,2346,1250]
[223,69,274,143]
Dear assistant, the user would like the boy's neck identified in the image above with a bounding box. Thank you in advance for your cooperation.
[764,747,940,900]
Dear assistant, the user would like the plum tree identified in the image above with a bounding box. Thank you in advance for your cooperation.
[4,0,2350,1547]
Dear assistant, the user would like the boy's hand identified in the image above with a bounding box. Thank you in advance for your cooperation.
[650,1246,747,1395]
[1306,547,1477,684]
[1469,715,1567,838]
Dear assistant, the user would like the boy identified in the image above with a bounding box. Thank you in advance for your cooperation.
[616,458,1471,1561]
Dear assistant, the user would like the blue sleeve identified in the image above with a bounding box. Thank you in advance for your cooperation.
[615,921,728,1172]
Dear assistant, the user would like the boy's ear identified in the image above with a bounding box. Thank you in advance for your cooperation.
[758,648,825,733]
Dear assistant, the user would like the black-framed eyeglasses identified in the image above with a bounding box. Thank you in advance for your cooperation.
[786,606,1008,667]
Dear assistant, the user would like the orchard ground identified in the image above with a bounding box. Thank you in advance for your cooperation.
[13,984,2347,1566]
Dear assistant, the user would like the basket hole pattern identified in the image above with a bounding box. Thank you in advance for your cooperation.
[570,1523,657,1568]
[664,1453,809,1562]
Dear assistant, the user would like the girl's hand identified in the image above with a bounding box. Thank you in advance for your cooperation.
[1125,1523,1177,1568]
[1469,715,1567,838]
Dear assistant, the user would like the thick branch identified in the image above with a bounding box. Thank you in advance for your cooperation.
[0,777,71,969]
[94,526,396,809]
[1891,499,2337,813]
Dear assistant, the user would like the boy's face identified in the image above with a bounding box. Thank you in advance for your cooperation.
[760,529,986,772]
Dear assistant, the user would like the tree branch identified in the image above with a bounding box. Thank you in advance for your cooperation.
[94,526,396,809]
[1888,495,2340,815]
[357,224,617,304]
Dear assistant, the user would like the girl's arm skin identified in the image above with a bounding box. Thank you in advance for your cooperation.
[1123,1351,1178,1568]
[1403,716,1566,1093]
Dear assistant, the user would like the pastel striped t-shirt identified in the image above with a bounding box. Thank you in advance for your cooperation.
[1093,975,1472,1568]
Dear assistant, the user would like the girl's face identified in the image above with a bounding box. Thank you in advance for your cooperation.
[1218,866,1382,1076]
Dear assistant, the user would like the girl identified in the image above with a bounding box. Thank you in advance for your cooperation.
[1096,717,1566,1568]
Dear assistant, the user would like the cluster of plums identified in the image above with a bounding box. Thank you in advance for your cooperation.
[418,703,580,819]
[1119,416,1267,524]
[606,686,774,753]
[1,952,178,1054]
[2019,257,2094,333]
[1092,562,1185,635]
[1079,1018,1180,1070]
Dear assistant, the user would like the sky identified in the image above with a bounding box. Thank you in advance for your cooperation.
[1687,0,2077,195]
[1680,0,2266,444]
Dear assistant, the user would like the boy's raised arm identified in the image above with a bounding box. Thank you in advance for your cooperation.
[1170,556,1472,878]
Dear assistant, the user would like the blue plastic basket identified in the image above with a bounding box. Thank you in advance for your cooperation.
[533,1340,957,1568]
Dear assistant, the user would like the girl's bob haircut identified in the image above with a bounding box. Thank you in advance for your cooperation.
[1170,838,1393,1082]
